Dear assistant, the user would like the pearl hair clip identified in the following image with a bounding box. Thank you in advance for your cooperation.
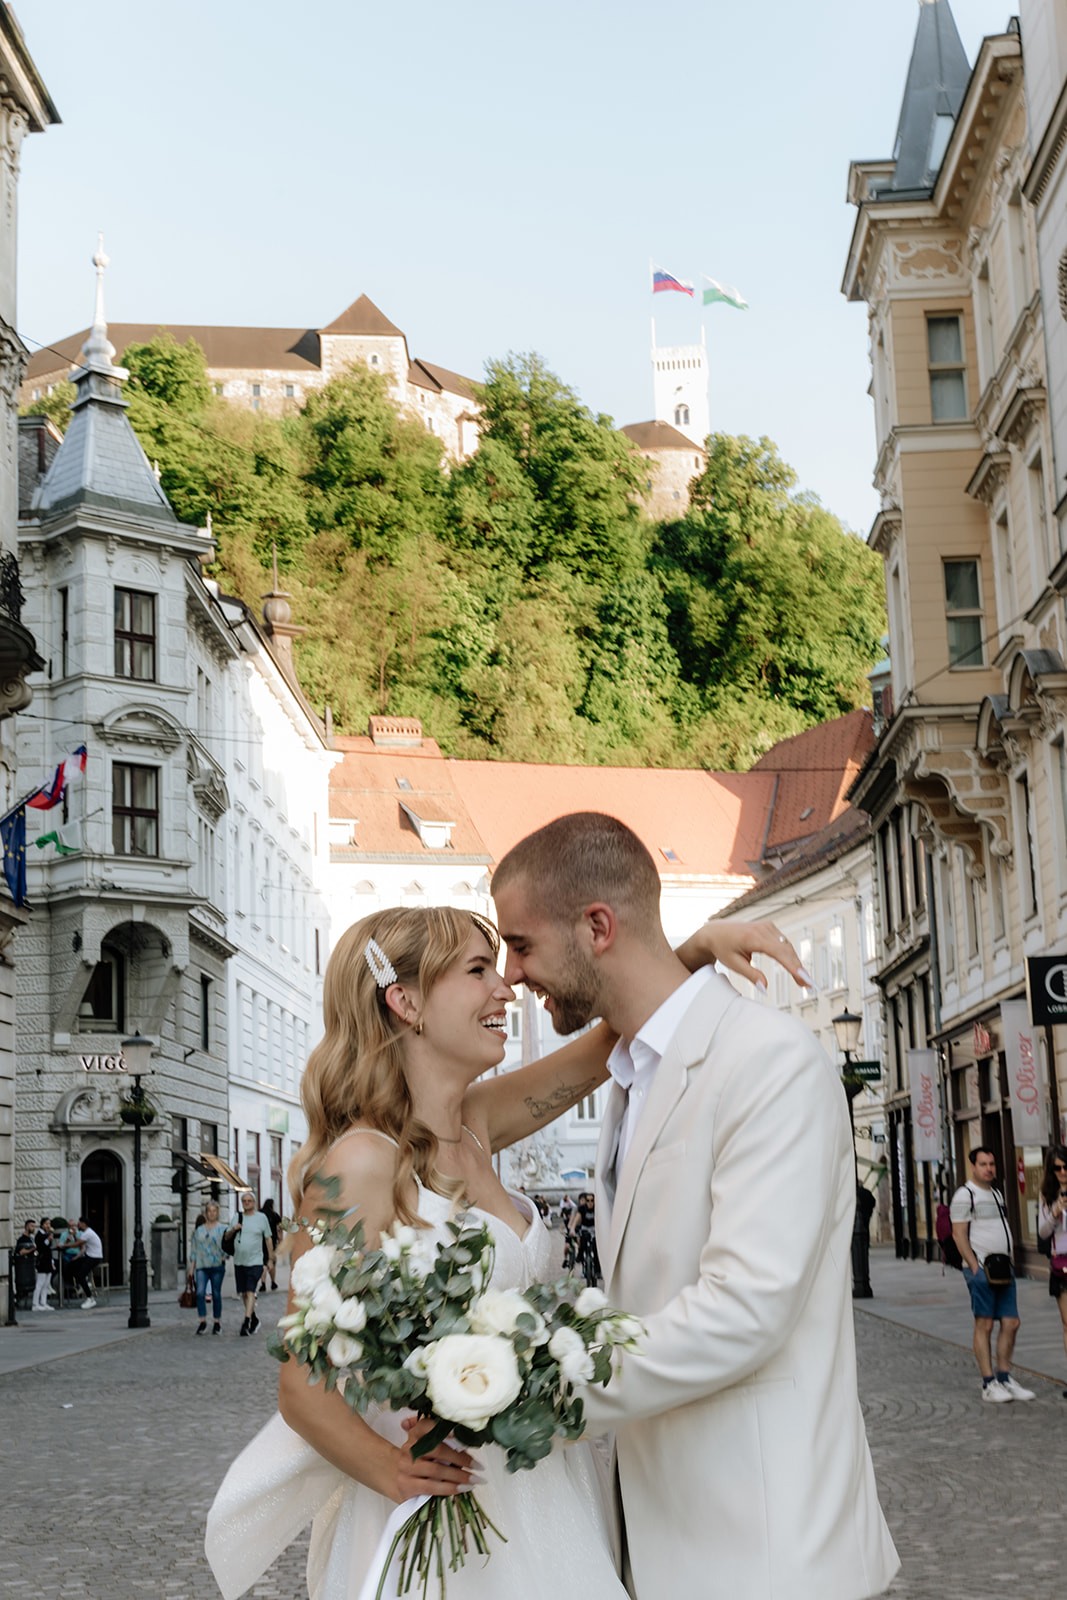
[364,937,398,988]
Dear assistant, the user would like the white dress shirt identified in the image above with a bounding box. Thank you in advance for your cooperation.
[606,967,713,1171]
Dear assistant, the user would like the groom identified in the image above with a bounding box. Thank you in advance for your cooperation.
[492,812,899,1600]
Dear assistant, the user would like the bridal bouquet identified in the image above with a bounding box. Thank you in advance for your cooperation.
[269,1210,640,1600]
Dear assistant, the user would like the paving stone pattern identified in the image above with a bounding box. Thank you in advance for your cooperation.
[0,1308,1060,1598]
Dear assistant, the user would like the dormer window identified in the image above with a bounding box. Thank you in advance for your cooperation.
[927,113,954,176]
[399,799,455,850]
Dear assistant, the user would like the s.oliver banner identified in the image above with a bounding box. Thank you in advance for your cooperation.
[908,1049,942,1162]
[1001,999,1046,1143]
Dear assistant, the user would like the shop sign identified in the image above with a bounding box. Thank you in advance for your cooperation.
[907,1049,942,1162]
[1001,1000,1045,1143]
[1026,956,1067,1025]
[79,1053,128,1073]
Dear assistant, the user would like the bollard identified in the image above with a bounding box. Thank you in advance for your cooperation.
[852,1190,874,1299]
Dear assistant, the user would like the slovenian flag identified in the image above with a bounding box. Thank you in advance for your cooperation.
[652,267,695,297]
[25,745,87,811]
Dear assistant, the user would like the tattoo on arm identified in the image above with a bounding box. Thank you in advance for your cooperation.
[523,1077,599,1122]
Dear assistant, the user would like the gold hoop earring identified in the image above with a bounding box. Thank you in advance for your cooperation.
[413,1020,424,1036]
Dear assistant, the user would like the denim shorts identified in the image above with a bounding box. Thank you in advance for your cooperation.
[963,1263,1018,1321]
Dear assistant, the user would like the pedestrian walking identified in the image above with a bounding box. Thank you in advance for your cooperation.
[228,1191,274,1337]
[13,1220,38,1309]
[190,1200,228,1335]
[257,1198,281,1293]
[1037,1145,1067,1397]
[950,1146,1035,1404]
[32,1219,55,1310]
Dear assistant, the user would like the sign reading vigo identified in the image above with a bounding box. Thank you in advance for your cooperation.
[1001,999,1045,1142]
[908,1048,942,1163]
[79,1053,128,1073]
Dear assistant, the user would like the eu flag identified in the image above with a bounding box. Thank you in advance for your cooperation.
[1,806,27,908]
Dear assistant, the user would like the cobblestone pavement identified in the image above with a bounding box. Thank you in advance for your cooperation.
[0,1303,1060,1599]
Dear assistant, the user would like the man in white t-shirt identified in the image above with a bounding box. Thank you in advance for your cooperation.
[70,1217,104,1310]
[950,1147,1035,1404]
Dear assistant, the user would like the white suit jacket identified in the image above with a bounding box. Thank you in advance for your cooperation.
[582,972,899,1600]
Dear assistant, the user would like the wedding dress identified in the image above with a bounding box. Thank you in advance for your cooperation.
[205,1173,627,1600]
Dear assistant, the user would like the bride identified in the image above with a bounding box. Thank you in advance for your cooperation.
[206,906,797,1600]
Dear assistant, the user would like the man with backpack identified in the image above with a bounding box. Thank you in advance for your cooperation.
[950,1146,1035,1404]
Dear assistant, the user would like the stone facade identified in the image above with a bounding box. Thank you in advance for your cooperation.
[844,6,1067,1263]
[619,420,705,520]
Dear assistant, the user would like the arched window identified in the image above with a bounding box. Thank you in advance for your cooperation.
[675,405,690,427]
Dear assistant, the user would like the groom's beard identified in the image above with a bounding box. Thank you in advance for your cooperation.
[545,936,600,1036]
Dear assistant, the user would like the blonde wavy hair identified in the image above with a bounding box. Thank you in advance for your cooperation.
[289,906,500,1227]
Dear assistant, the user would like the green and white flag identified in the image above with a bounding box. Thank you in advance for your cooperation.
[702,276,748,310]
[34,827,80,856]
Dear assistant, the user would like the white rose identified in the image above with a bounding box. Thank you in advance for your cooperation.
[290,1244,337,1300]
[423,1334,523,1429]
[333,1296,368,1333]
[392,1224,418,1249]
[469,1289,534,1337]
[404,1345,431,1379]
[574,1287,609,1317]
[548,1326,585,1363]
[326,1331,363,1369]
[406,1236,437,1280]
[380,1237,402,1261]
[311,1280,344,1320]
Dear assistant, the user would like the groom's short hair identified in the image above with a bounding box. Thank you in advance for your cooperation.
[493,812,662,932]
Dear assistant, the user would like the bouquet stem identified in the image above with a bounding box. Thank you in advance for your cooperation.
[375,1493,506,1600]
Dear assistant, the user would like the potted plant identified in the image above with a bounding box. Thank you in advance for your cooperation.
[118,1089,158,1127]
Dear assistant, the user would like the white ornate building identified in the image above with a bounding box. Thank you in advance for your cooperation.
[14,259,333,1281]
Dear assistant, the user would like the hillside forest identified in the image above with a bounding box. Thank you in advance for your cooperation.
[26,336,886,769]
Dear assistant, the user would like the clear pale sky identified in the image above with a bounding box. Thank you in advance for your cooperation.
[14,0,1014,533]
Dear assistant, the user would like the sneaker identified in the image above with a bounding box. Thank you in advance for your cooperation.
[239,1318,249,1337]
[196,1322,207,1335]
[999,1375,1036,1401]
[35,1305,55,1313]
[982,1380,1013,1403]
[212,1322,221,1335]
[249,1312,260,1334]
[80,1298,96,1311]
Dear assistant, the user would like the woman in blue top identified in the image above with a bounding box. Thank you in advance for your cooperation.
[189,1200,229,1335]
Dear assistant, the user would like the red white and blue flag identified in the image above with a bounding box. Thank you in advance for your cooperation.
[652,266,695,297]
[25,745,88,811]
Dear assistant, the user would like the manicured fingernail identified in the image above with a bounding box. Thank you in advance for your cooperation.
[467,1472,486,1486]
[755,973,768,990]
[796,967,815,989]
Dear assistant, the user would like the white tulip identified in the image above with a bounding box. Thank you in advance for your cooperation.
[326,1331,364,1369]
[423,1334,522,1429]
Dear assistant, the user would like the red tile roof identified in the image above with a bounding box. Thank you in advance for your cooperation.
[751,709,875,855]
[448,761,775,878]
[620,420,701,452]
[329,735,489,858]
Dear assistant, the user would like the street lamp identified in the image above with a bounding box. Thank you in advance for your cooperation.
[120,1031,154,1329]
[831,1007,873,1300]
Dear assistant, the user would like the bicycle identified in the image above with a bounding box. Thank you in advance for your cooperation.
[575,1225,601,1287]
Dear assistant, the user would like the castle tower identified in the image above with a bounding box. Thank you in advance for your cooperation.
[651,324,709,447]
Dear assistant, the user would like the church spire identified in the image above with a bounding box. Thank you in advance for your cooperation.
[79,233,117,371]
[31,242,177,525]
[889,0,971,196]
